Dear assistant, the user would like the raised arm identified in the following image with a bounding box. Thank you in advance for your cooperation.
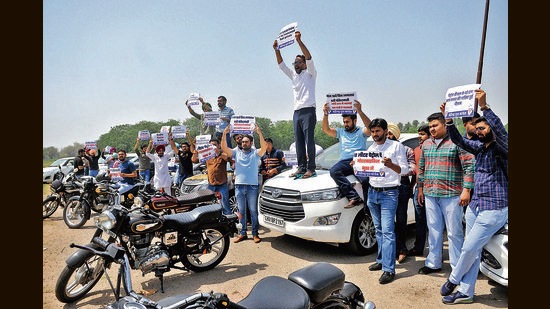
[273,40,283,64]
[322,103,337,137]
[295,31,311,60]
[354,100,371,136]
[220,126,233,158]
[255,124,268,157]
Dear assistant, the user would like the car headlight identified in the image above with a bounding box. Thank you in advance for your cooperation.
[94,210,117,230]
[302,189,340,202]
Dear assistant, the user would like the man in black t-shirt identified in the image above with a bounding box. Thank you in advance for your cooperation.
[74,149,86,177]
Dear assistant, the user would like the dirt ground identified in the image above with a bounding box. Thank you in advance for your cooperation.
[42,202,508,309]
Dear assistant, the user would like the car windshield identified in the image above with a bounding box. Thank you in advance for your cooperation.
[49,158,68,167]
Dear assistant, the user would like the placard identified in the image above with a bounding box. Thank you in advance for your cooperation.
[171,125,187,139]
[196,143,217,163]
[152,132,169,145]
[109,167,122,182]
[85,141,97,150]
[230,115,255,135]
[283,151,297,166]
[444,84,482,119]
[326,92,357,114]
[138,130,150,141]
[352,151,386,177]
[204,111,221,126]
[187,92,201,107]
[160,126,171,133]
[276,22,298,50]
[195,134,212,146]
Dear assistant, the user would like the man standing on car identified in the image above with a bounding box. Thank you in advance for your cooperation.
[364,118,409,285]
[321,100,371,208]
[191,137,233,215]
[221,124,267,244]
[438,89,508,305]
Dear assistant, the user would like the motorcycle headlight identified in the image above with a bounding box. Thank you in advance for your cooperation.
[94,210,117,230]
[302,189,341,202]
[133,196,144,208]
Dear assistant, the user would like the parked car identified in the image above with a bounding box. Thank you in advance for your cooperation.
[258,133,419,255]
[480,222,508,287]
[43,157,75,183]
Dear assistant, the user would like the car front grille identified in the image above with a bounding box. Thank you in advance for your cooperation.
[259,186,304,222]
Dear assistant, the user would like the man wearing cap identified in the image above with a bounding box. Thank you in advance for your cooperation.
[146,135,175,194]
[386,123,416,264]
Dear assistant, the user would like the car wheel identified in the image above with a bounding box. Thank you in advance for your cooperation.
[341,210,377,256]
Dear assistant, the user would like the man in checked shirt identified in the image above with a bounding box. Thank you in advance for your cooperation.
[438,89,508,305]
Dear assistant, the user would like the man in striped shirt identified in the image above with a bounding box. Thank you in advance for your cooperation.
[417,112,475,276]
[439,89,508,304]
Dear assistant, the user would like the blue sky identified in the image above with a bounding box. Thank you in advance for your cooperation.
[43,0,508,149]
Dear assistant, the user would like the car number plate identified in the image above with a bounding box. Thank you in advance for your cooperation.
[264,214,284,227]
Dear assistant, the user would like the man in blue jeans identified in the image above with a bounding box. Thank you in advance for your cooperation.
[364,118,409,285]
[439,89,508,305]
[221,124,267,244]
[321,100,371,208]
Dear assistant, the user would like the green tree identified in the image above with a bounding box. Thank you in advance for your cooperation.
[43,146,59,160]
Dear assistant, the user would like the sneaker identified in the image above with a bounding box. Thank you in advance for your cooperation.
[440,280,458,296]
[442,291,473,304]
[379,271,395,284]
[369,262,382,271]
[253,235,261,243]
[233,235,248,243]
[418,266,442,275]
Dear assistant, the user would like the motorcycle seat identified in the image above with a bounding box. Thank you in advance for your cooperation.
[238,275,310,309]
[288,262,345,303]
[162,204,223,231]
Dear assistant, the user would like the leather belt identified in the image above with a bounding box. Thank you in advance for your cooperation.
[370,186,399,192]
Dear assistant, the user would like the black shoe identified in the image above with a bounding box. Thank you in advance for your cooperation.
[369,262,382,271]
[407,248,424,256]
[418,266,442,275]
[379,271,395,284]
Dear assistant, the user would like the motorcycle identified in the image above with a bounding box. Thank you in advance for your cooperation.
[61,237,375,309]
[43,169,83,219]
[55,196,239,303]
[63,171,144,229]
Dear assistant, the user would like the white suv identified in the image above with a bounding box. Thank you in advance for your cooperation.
[258,133,419,255]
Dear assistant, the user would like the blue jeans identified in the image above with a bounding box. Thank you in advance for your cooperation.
[208,183,231,215]
[89,169,99,177]
[235,184,259,236]
[450,206,508,297]
[329,159,360,200]
[424,195,464,270]
[395,184,410,254]
[367,187,399,274]
[140,169,151,184]
[293,107,317,172]
[411,186,427,253]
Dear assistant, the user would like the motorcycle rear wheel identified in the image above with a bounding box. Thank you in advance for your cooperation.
[43,195,60,219]
[181,228,230,272]
[63,200,87,229]
[55,250,105,303]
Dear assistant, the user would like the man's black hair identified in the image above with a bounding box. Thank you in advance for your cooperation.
[181,142,190,147]
[295,54,306,62]
[461,111,481,124]
[218,95,227,102]
[427,112,445,123]
[368,118,388,130]
[210,138,220,144]
[342,114,357,120]
[264,137,273,144]
[417,124,430,134]
[242,134,254,143]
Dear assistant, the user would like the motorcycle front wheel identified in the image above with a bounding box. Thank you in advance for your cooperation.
[181,228,230,272]
[55,250,105,303]
[43,195,60,218]
[63,199,87,229]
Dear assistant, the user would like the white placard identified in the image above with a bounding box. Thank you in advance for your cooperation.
[152,132,169,145]
[196,143,217,163]
[187,92,201,107]
[171,125,187,139]
[444,84,482,119]
[326,92,357,114]
[230,115,255,135]
[160,126,171,133]
[352,151,386,177]
[276,22,298,50]
[204,111,221,126]
[85,141,97,150]
[195,134,212,146]
[138,130,150,141]
[283,151,297,166]
[109,167,122,182]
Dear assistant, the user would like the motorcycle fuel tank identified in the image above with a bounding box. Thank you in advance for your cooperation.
[129,216,163,234]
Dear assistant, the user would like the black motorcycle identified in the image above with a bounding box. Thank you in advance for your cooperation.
[43,170,83,219]
[62,172,144,229]
[61,237,375,309]
[55,197,239,303]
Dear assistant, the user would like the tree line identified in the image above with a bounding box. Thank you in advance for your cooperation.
[44,116,490,160]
